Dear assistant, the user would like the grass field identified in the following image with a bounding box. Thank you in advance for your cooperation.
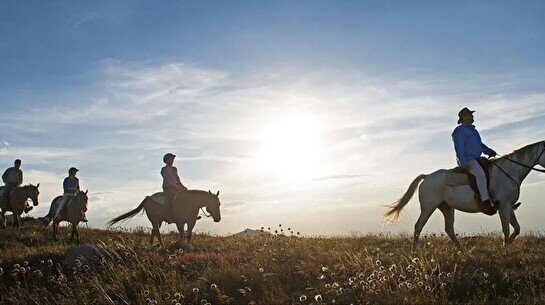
[1,224,545,305]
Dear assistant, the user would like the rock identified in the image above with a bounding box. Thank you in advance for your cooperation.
[234,228,271,237]
[63,245,111,269]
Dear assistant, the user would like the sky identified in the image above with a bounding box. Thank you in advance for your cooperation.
[1,1,544,236]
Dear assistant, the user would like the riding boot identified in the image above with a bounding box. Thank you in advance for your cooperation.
[480,199,497,216]
[81,212,88,222]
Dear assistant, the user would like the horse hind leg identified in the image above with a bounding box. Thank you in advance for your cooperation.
[413,204,437,249]
[438,202,460,248]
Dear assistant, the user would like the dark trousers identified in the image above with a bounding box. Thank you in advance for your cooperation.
[2,183,17,208]
[163,186,179,211]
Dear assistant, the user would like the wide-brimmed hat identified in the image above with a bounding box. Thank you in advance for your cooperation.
[457,107,475,124]
[163,153,176,163]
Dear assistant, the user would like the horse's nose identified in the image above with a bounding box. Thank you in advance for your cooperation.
[214,217,221,223]
[33,201,39,206]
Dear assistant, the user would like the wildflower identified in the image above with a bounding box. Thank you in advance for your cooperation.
[299,295,307,302]
[23,261,29,267]
[375,260,382,266]
[389,265,397,273]
[47,259,53,266]
[210,283,218,290]
[20,268,26,274]
[143,290,150,296]
[447,272,452,278]
[259,268,264,273]
[349,277,356,284]
[358,273,364,279]
[193,288,199,293]
[336,289,343,295]
[14,264,20,269]
[200,299,208,305]
[412,258,420,264]
[314,294,323,302]
[174,292,183,299]
[332,282,340,288]
[325,284,331,289]
[321,266,328,272]
[430,258,435,263]
[483,272,489,278]
[318,274,325,280]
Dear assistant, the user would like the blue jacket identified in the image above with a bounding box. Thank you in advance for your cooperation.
[452,124,493,167]
[63,176,80,195]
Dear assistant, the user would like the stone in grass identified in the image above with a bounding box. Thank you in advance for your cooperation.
[64,245,112,269]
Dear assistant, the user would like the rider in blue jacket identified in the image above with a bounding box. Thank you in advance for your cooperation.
[452,108,497,215]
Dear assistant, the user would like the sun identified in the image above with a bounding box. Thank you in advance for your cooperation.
[254,113,327,182]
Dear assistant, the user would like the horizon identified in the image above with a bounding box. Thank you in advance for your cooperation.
[1,1,545,236]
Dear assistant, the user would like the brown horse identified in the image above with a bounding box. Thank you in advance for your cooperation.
[108,189,221,246]
[42,190,89,243]
[0,184,40,229]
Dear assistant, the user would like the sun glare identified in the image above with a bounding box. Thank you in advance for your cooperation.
[255,113,327,182]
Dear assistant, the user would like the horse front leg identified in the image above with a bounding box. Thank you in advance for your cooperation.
[508,209,520,244]
[186,220,196,247]
[13,213,20,233]
[175,222,185,244]
[499,203,511,247]
[70,223,78,243]
[53,221,58,241]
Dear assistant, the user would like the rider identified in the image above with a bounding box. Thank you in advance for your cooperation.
[452,107,497,215]
[161,153,187,221]
[1,159,23,209]
[53,167,86,221]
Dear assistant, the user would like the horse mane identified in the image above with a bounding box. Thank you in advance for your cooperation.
[496,141,544,160]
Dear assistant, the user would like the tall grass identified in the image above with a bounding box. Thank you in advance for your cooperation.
[1,225,545,304]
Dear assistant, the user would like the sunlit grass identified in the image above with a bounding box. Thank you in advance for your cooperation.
[1,225,545,304]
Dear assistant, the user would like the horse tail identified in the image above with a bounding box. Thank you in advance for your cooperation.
[384,174,426,222]
[107,197,149,227]
[41,196,61,227]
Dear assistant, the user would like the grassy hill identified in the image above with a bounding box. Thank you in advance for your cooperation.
[1,224,545,305]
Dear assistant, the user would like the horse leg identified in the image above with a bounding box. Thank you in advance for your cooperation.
[70,224,75,243]
[13,213,20,233]
[175,222,185,244]
[150,223,159,246]
[413,205,436,249]
[186,220,196,247]
[498,203,511,247]
[508,209,520,244]
[438,202,460,248]
[156,223,164,247]
[53,222,58,240]
[0,211,5,228]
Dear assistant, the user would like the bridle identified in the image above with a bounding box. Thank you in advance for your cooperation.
[492,146,545,189]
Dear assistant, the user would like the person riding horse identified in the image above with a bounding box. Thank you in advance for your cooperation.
[1,159,24,211]
[161,153,188,222]
[54,167,87,222]
[452,107,497,215]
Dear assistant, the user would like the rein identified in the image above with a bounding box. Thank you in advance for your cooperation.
[492,147,545,189]
[200,207,212,218]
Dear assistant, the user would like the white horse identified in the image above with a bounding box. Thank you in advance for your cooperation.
[385,141,545,247]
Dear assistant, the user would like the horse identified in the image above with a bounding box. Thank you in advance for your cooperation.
[0,184,40,229]
[385,141,545,247]
[108,189,221,247]
[42,190,89,243]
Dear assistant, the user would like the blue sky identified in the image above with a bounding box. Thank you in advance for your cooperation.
[1,1,545,235]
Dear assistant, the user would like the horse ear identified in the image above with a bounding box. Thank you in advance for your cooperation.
[36,183,40,188]
[216,190,219,197]
[208,190,211,193]
[85,189,88,195]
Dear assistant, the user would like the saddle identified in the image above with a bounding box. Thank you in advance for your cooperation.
[447,157,492,201]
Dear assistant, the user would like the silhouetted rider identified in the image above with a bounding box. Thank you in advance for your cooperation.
[161,153,187,222]
[2,159,23,209]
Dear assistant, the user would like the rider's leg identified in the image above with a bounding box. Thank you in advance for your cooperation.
[1,184,15,209]
[465,159,490,201]
[54,196,68,220]
[163,186,176,220]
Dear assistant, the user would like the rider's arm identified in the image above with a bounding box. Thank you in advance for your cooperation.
[452,128,468,166]
[17,170,23,185]
[481,143,494,156]
[1,169,8,184]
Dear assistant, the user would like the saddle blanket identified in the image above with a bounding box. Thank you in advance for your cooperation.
[446,171,470,186]
[149,192,166,205]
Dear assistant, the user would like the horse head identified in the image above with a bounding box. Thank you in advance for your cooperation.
[206,190,222,222]
[75,190,89,213]
[27,183,40,206]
